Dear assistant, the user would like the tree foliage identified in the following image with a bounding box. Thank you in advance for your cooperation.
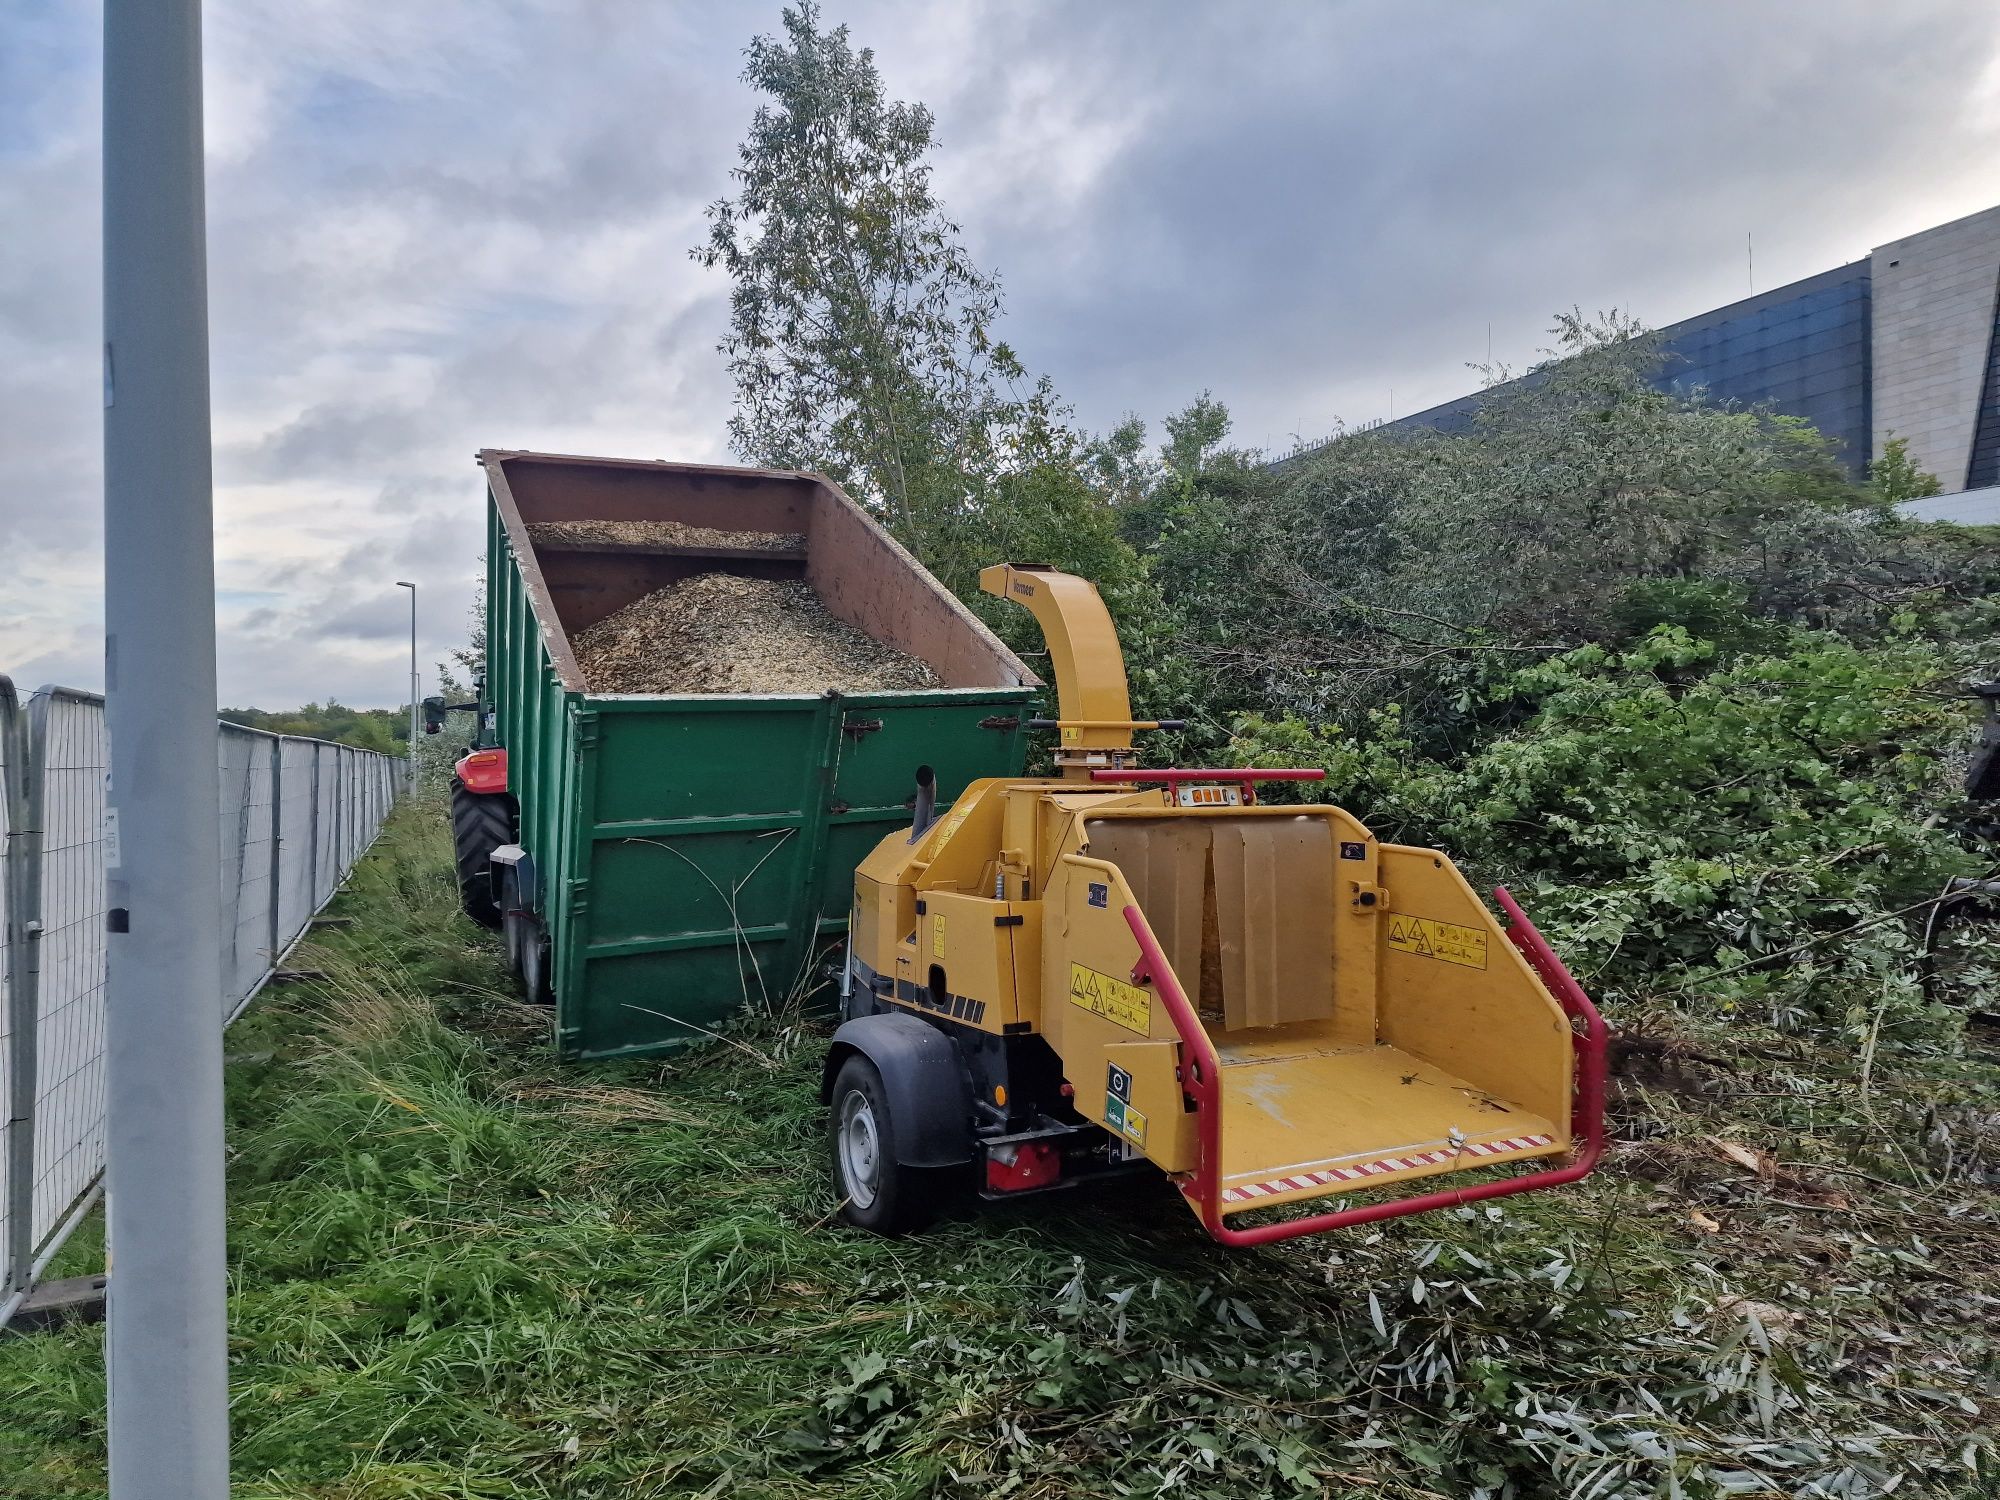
[696,2,1063,570]
[1135,316,1994,739]
[695,2,1182,698]
[222,700,405,753]
[1867,432,1945,509]
[1230,623,1999,1036]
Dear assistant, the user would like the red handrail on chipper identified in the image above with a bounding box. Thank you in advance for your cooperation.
[1090,768,1327,784]
[1126,885,1608,1247]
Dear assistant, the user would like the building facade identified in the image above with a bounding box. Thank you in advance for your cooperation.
[1872,204,2000,494]
[1294,203,2000,502]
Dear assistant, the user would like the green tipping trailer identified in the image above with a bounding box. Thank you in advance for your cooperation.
[461,450,1040,1060]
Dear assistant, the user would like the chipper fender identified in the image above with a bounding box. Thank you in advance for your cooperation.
[821,1013,974,1168]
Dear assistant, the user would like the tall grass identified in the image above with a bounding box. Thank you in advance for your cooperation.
[2,804,1993,1498]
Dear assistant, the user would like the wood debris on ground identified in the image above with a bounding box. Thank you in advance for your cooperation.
[528,519,807,552]
[572,573,940,695]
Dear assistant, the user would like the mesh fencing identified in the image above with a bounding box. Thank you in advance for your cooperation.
[0,681,400,1317]
[1,680,27,1299]
[28,689,109,1257]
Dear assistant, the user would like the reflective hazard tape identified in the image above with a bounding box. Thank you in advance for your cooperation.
[1219,1133,1556,1205]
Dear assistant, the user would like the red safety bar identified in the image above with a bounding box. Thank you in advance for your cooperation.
[1091,768,1327,784]
[1126,884,1608,1247]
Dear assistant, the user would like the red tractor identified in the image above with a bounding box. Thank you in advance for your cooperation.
[424,690,511,931]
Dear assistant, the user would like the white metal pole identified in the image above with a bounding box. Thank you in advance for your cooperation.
[102,0,230,1492]
[396,581,417,797]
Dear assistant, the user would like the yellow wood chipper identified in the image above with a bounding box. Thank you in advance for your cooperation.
[824,565,1607,1245]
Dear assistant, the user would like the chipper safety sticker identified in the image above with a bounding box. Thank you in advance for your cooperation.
[1385,912,1489,969]
[1104,1063,1147,1147]
[1220,1133,1556,1204]
[1068,963,1150,1034]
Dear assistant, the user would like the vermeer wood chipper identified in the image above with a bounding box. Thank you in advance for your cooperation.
[826,565,1607,1246]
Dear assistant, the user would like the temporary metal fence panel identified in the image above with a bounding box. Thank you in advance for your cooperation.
[275,738,320,947]
[337,747,355,883]
[27,688,110,1260]
[315,743,341,909]
[0,686,399,1324]
[219,724,279,1018]
[2,679,30,1304]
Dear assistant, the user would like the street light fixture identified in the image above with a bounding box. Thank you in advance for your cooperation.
[395,581,418,797]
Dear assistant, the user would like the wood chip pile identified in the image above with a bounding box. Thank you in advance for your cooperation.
[571,573,941,695]
[528,519,806,552]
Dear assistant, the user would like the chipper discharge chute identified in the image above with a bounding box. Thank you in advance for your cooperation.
[826,565,1607,1245]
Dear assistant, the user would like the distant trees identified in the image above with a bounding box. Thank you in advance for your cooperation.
[220,701,404,752]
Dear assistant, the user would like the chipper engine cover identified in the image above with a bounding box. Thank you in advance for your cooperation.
[825,565,1606,1245]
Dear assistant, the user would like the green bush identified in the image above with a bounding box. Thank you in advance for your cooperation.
[1231,623,1994,1045]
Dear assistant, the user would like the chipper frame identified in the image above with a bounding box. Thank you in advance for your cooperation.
[824,565,1606,1244]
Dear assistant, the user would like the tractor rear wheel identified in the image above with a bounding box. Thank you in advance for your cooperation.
[449,781,512,930]
[828,1056,937,1235]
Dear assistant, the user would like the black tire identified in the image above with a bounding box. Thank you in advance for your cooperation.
[828,1056,939,1235]
[502,876,528,975]
[519,919,554,1006]
[450,781,512,930]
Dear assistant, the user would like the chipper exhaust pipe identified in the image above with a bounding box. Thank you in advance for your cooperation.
[907,764,937,844]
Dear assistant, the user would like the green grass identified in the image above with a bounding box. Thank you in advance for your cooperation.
[2,802,1994,1498]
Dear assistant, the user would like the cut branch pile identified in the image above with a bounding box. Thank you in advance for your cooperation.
[528,519,806,552]
[572,573,939,695]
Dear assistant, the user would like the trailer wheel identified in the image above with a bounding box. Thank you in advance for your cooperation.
[450,781,513,930]
[829,1056,938,1235]
[519,918,553,1006]
[497,864,527,973]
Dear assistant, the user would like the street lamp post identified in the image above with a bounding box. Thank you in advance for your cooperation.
[395,581,418,798]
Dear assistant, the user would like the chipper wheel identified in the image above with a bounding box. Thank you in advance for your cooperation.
[449,780,513,930]
[828,1056,939,1235]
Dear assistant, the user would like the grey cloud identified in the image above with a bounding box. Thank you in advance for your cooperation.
[933,2,2000,444]
[232,402,434,482]
[306,595,424,643]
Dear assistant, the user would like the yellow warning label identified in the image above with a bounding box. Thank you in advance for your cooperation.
[932,911,947,961]
[1385,913,1489,969]
[1061,725,1082,746]
[1120,1104,1147,1146]
[924,803,971,855]
[1067,963,1151,1034]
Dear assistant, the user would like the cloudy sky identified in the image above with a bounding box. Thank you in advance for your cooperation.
[5,1,1999,708]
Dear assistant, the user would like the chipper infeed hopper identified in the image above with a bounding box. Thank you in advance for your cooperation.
[827,565,1606,1245]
